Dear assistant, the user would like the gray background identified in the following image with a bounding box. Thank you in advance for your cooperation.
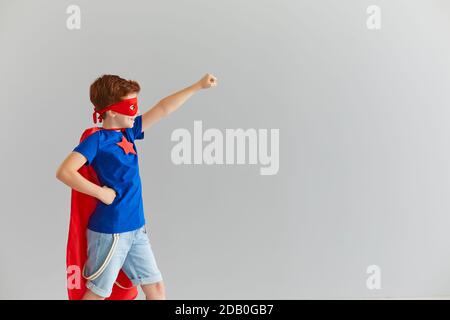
[1,0,450,299]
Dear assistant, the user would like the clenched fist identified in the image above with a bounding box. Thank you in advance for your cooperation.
[98,185,117,205]
[197,73,218,89]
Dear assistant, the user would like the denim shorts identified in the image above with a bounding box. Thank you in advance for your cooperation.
[83,225,163,298]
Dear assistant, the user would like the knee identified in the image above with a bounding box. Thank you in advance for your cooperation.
[82,289,106,300]
[142,281,165,300]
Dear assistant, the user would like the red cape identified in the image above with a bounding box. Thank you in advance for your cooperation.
[66,127,138,300]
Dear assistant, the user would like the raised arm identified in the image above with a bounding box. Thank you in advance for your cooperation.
[141,73,217,132]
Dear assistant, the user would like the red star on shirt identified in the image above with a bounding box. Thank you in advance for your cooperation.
[116,136,137,155]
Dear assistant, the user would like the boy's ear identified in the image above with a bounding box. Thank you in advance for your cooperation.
[107,110,117,118]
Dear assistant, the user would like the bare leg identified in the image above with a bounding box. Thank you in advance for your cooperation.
[141,281,166,300]
[82,289,105,300]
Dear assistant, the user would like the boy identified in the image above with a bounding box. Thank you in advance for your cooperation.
[56,73,218,300]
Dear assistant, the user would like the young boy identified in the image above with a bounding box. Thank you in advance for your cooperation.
[56,73,218,300]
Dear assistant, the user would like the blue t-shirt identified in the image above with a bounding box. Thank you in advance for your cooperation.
[73,115,146,233]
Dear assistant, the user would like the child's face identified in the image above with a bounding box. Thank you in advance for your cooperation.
[107,92,138,128]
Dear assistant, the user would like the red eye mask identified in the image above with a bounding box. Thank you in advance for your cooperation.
[92,97,138,124]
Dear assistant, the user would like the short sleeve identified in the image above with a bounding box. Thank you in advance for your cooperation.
[72,132,99,165]
[132,115,145,140]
